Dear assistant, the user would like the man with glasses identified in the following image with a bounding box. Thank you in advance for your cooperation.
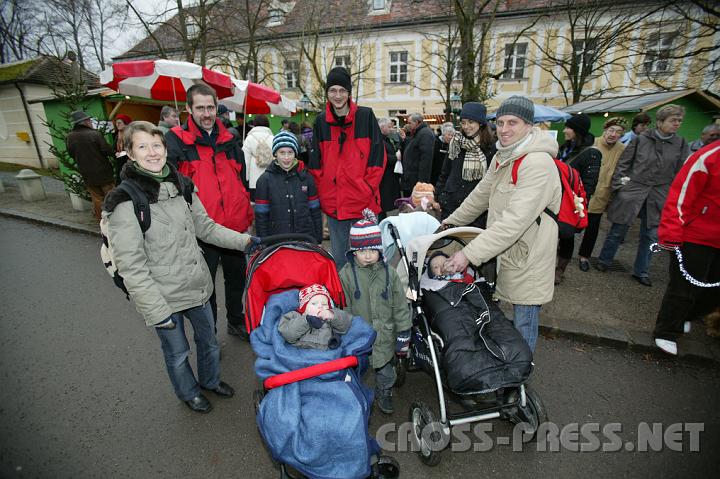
[165,83,254,340]
[308,67,386,269]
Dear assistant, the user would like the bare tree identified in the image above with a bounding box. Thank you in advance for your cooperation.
[275,0,374,107]
[86,0,128,69]
[0,0,41,62]
[126,0,224,66]
[453,0,539,105]
[210,0,276,82]
[527,0,666,105]
[638,0,720,90]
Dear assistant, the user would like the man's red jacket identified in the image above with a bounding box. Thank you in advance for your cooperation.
[166,119,253,233]
[658,140,720,249]
[308,99,386,220]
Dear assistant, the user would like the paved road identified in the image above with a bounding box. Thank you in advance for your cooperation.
[1,217,718,478]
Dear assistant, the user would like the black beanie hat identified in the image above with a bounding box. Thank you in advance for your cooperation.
[460,102,487,124]
[325,67,352,94]
[566,113,591,137]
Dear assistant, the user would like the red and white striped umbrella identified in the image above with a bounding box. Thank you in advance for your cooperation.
[99,59,234,103]
[218,79,296,116]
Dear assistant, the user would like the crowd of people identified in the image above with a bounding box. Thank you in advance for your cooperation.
[65,65,719,414]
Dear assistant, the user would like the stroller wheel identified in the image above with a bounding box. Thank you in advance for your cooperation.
[374,455,400,478]
[409,401,445,466]
[506,386,548,441]
[393,356,407,388]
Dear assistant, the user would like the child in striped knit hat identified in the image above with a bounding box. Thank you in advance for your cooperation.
[253,130,323,242]
[338,209,412,415]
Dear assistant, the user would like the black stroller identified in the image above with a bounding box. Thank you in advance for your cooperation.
[381,221,548,466]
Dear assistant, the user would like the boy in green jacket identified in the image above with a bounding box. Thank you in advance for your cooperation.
[339,209,412,414]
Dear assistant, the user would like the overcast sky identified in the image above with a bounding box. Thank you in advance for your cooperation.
[106,0,176,63]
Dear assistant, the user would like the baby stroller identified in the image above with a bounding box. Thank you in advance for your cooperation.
[244,234,400,479]
[380,220,548,466]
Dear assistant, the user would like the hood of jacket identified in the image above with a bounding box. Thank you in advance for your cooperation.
[324,98,358,126]
[495,127,558,168]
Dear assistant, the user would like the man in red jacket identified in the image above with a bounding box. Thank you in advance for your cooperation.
[309,67,386,269]
[166,84,254,340]
[653,140,720,355]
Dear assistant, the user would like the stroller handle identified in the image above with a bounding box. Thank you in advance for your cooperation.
[257,233,319,246]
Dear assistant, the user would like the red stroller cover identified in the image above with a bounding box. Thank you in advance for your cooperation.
[244,242,346,333]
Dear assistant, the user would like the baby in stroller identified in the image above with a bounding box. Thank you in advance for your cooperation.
[246,237,399,479]
[278,284,352,350]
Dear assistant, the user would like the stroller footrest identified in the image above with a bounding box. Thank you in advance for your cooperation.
[263,356,359,390]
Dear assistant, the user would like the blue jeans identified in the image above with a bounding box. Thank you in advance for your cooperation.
[513,304,541,352]
[327,216,356,270]
[598,202,657,278]
[155,302,220,401]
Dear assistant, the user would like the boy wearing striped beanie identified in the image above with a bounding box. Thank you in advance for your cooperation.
[338,209,412,415]
[253,129,323,241]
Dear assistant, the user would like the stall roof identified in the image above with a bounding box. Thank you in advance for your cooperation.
[561,89,720,114]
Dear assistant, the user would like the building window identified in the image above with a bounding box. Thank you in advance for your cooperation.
[388,109,406,117]
[285,60,299,89]
[373,0,386,10]
[572,38,597,74]
[451,47,462,81]
[644,33,674,74]
[267,8,284,26]
[389,51,408,83]
[186,21,199,39]
[502,42,527,80]
[334,55,351,75]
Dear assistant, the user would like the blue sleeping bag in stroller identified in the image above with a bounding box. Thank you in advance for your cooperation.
[251,290,380,479]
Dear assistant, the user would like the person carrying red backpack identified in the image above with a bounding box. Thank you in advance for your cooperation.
[440,96,561,352]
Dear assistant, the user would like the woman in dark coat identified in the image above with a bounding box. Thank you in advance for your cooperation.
[436,102,496,228]
[554,113,601,283]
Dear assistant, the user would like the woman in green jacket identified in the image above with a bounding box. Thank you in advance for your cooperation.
[104,121,255,414]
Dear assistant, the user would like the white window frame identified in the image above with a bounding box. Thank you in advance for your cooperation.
[284,60,299,89]
[186,21,199,39]
[389,51,408,83]
[643,33,674,74]
[451,47,462,81]
[267,8,284,26]
[334,55,352,75]
[572,38,597,74]
[502,42,527,80]
[373,0,386,9]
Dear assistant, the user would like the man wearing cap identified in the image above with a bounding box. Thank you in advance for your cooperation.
[166,83,254,339]
[577,117,626,271]
[308,67,386,270]
[65,110,116,220]
[441,96,561,352]
[401,112,436,196]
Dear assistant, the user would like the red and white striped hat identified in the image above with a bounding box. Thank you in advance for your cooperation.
[298,284,333,314]
[348,208,383,253]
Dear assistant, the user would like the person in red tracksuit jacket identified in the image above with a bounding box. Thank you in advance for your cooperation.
[165,83,254,340]
[308,67,386,270]
[653,140,720,356]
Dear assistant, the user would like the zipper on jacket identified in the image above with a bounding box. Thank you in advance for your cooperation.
[211,152,225,215]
